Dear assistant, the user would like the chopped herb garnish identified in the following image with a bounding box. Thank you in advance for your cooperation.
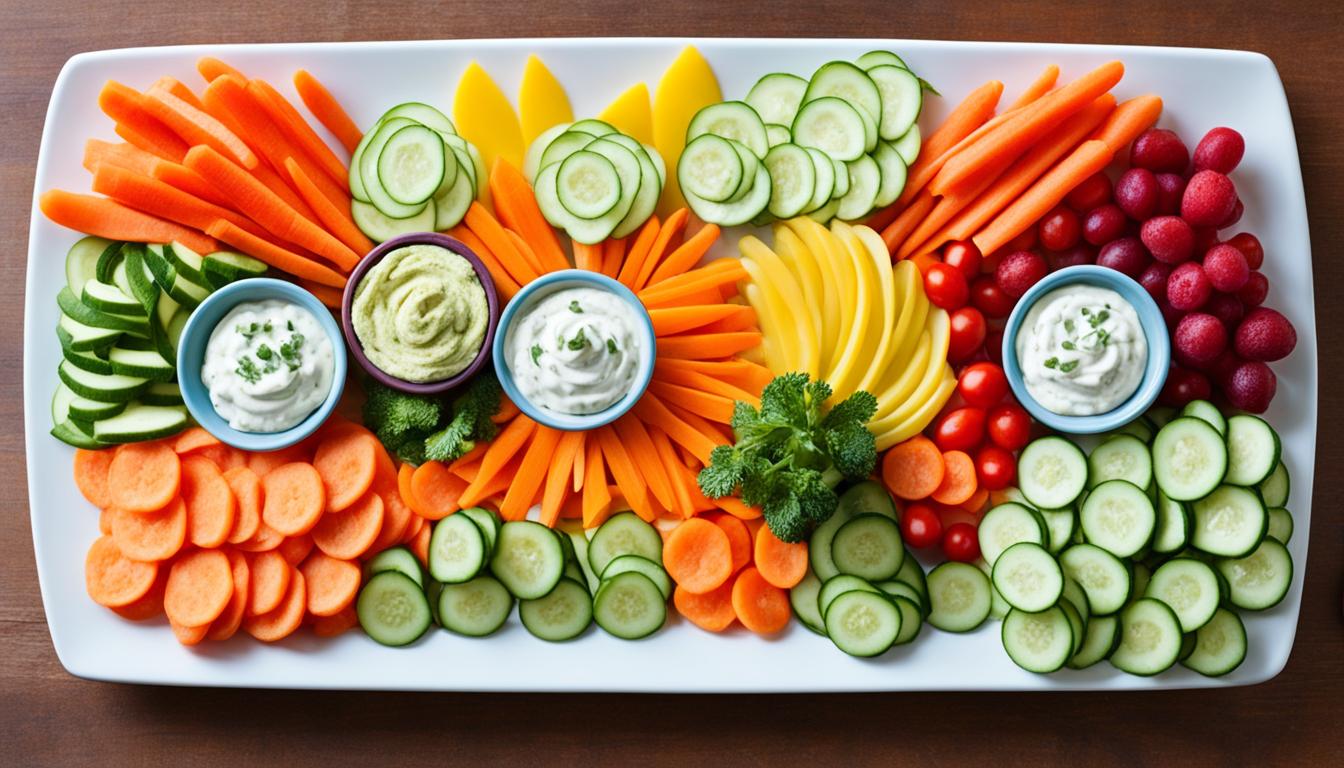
[236,356,262,384]
[1080,307,1090,316]
[255,344,274,361]
[287,320,294,331]
[1060,360,1080,373]
[237,322,261,339]
[1061,340,1076,351]
[566,329,588,350]
[1089,309,1110,328]
[606,338,618,354]
[263,321,272,333]
[530,344,543,365]
[569,300,583,313]
[1064,318,1076,334]
[1044,357,1059,369]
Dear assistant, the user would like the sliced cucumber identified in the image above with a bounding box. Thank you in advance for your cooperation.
[352,199,436,244]
[593,571,666,640]
[1145,557,1220,632]
[745,72,809,127]
[1181,607,1247,676]
[926,561,991,633]
[122,246,161,314]
[1068,613,1120,669]
[363,545,424,587]
[1109,598,1182,676]
[610,141,661,239]
[1189,484,1267,558]
[141,381,183,407]
[1266,507,1293,544]
[1059,543,1131,616]
[836,154,880,221]
[359,117,429,219]
[58,360,148,403]
[678,134,743,203]
[802,62,882,136]
[534,162,618,244]
[1224,414,1280,487]
[866,64,923,140]
[438,575,513,637]
[1152,491,1191,554]
[59,385,125,422]
[490,521,565,600]
[432,165,475,231]
[891,125,921,165]
[1180,399,1227,435]
[1040,508,1076,554]
[600,554,671,600]
[356,570,432,646]
[766,123,792,148]
[825,590,901,657]
[830,513,904,581]
[808,500,853,582]
[683,165,771,226]
[81,280,143,316]
[58,313,121,352]
[56,286,148,336]
[91,403,187,443]
[65,236,115,296]
[760,143,815,219]
[855,50,908,71]
[1002,605,1074,673]
[818,574,881,618]
[164,242,207,285]
[1259,461,1290,508]
[1152,417,1228,501]
[789,567,826,634]
[569,118,618,137]
[870,140,908,209]
[538,130,595,174]
[376,123,447,206]
[978,502,1046,566]
[891,595,924,645]
[95,240,124,284]
[1018,436,1089,509]
[791,97,867,162]
[519,578,593,642]
[992,542,1063,612]
[687,101,769,159]
[1216,538,1292,611]
[428,513,488,584]
[587,512,662,578]
[523,122,572,181]
[1088,434,1153,490]
[377,101,456,135]
[1079,479,1156,559]
[106,347,173,382]
[837,480,898,519]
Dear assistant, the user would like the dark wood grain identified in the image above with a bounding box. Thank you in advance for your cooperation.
[4,1,1342,765]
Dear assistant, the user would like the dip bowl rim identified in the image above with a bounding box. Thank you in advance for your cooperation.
[492,268,657,432]
[340,231,500,396]
[177,277,348,452]
[1001,265,1171,435]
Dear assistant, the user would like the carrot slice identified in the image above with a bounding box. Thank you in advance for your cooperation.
[85,535,158,607]
[673,580,736,632]
[312,605,359,638]
[930,450,978,506]
[207,219,346,288]
[458,416,537,507]
[754,525,808,589]
[973,139,1114,256]
[488,158,568,271]
[293,69,363,154]
[409,522,431,566]
[247,79,350,188]
[39,190,216,255]
[261,462,326,536]
[960,486,991,515]
[164,548,234,627]
[242,568,306,642]
[73,448,113,508]
[246,550,292,616]
[313,431,378,513]
[410,461,468,521]
[634,208,690,290]
[712,495,763,521]
[730,566,791,634]
[173,427,220,454]
[197,57,244,83]
[180,454,238,549]
[170,619,210,646]
[703,511,751,573]
[541,432,584,528]
[206,550,252,641]
[368,486,414,555]
[1091,94,1164,154]
[279,534,314,566]
[662,518,733,594]
[311,490,384,561]
[299,551,361,617]
[285,157,374,256]
[97,81,190,162]
[881,435,945,500]
[142,84,259,169]
[107,442,181,514]
[236,522,285,553]
[111,569,166,621]
[110,498,187,562]
[896,80,1004,207]
[646,220,719,285]
[246,444,313,477]
[221,467,262,545]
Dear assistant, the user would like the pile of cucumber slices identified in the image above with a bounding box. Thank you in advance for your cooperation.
[349,102,486,243]
[53,236,266,447]
[357,509,673,646]
[679,50,924,227]
[953,402,1294,677]
[524,120,667,244]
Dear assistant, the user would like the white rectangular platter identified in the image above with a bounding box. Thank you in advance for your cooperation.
[24,38,1316,691]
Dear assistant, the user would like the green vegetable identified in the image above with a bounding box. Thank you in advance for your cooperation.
[424,375,502,462]
[566,329,588,351]
[697,372,878,543]
[362,374,502,465]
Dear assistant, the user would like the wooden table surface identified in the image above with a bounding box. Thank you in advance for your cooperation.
[4,1,1342,764]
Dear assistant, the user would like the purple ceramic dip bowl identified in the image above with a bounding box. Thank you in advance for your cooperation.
[340,232,500,395]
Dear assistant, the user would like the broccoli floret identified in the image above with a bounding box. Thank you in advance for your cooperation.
[423,374,502,463]
[363,381,440,441]
[362,375,501,465]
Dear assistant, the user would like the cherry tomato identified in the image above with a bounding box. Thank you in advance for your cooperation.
[942,522,981,562]
[984,326,1005,364]
[987,403,1032,451]
[923,262,969,310]
[947,307,987,362]
[932,407,987,452]
[975,445,1017,491]
[1005,226,1038,254]
[1066,172,1113,212]
[957,362,1009,408]
[900,503,943,549]
[943,240,983,281]
[970,276,1016,318]
[1038,206,1082,251]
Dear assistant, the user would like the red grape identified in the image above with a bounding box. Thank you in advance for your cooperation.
[1192,127,1245,175]
[1083,204,1128,246]
[1238,271,1269,306]
[1167,262,1212,310]
[1114,167,1159,221]
[1181,170,1238,227]
[1130,128,1190,173]
[1038,206,1082,251]
[1202,244,1250,292]
[995,250,1048,298]
[1224,232,1264,270]
[1066,172,1112,212]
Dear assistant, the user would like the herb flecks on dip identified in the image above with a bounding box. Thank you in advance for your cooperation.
[352,243,488,383]
[201,299,335,433]
[505,286,645,416]
[1015,284,1147,416]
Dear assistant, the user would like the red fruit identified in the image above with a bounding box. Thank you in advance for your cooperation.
[900,504,943,549]
[1202,244,1250,292]
[1038,206,1082,251]
[942,522,981,563]
[1005,227,1039,254]
[1131,128,1190,173]
[1066,172,1112,212]
[1174,312,1229,367]
[1193,226,1221,257]
[1218,198,1244,229]
[1096,237,1150,277]
[1193,127,1245,175]
[1205,293,1246,331]
[1047,244,1095,272]
[1208,350,1243,384]
[1224,361,1277,413]
[1083,204,1128,246]
[1225,232,1264,270]
[975,445,1017,491]
[943,240,983,281]
[1140,215,1196,264]
[1181,170,1238,227]
[995,250,1049,298]
[1155,173,1187,215]
[958,362,1010,408]
[970,276,1016,318]
[1159,365,1212,407]
[986,403,1031,451]
[924,262,970,310]
[948,307,988,362]
[1167,262,1213,311]
[1138,262,1172,302]
[1114,168,1159,221]
[1238,271,1269,306]
[932,407,987,452]
[1234,307,1297,362]
[984,327,1005,364]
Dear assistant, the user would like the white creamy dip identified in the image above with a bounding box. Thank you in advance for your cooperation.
[1015,285,1147,416]
[505,286,646,415]
[201,299,335,432]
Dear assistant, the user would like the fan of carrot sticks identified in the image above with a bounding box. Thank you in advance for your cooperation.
[876,61,1164,262]
[39,58,371,307]
[396,159,771,533]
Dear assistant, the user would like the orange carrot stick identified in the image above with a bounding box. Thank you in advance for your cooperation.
[595,426,652,521]
[630,392,719,463]
[284,157,375,256]
[647,304,754,336]
[651,361,760,406]
[616,215,662,289]
[206,219,345,287]
[896,169,1001,259]
[881,191,936,255]
[142,84,259,170]
[573,240,604,272]
[582,438,613,528]
[488,159,568,272]
[634,207,690,290]
[896,80,1004,206]
[658,358,772,395]
[98,81,190,161]
[1091,94,1164,154]
[293,69,363,154]
[647,380,735,423]
[611,416,677,512]
[541,432,584,528]
[458,416,537,507]
[647,425,693,517]
[464,202,543,281]
[247,80,350,185]
[40,190,216,253]
[147,159,239,212]
[646,221,720,285]
[90,163,271,243]
[197,57,244,83]
[113,122,188,163]
[446,225,522,300]
[637,259,747,306]
[931,61,1124,196]
[654,332,762,361]
[973,139,1114,256]
[600,237,626,278]
[500,424,562,522]
[1008,64,1061,111]
[152,76,206,111]
[185,145,358,271]
[83,139,158,176]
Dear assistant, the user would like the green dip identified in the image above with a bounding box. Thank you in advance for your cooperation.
[351,243,488,383]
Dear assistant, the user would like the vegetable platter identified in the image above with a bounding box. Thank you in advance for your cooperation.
[24,38,1315,691]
